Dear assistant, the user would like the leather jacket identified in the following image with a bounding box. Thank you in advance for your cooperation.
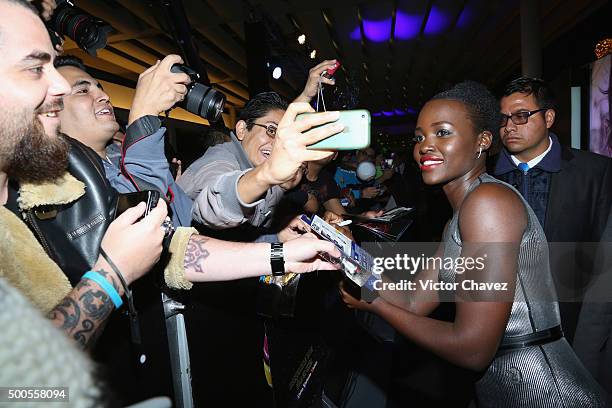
[6,135,118,285]
[6,135,177,404]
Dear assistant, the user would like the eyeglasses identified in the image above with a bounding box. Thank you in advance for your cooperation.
[500,108,548,127]
[252,123,278,138]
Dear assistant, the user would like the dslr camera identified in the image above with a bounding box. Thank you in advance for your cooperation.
[171,64,226,123]
[45,0,112,56]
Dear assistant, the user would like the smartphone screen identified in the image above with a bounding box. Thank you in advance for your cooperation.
[302,109,371,150]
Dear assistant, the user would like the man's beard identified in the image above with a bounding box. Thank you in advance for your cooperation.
[0,103,69,183]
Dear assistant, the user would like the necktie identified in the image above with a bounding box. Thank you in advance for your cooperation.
[518,162,529,174]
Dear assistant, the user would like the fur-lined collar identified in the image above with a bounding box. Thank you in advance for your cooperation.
[0,206,72,312]
[18,172,85,211]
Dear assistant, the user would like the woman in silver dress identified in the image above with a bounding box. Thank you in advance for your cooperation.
[340,81,607,407]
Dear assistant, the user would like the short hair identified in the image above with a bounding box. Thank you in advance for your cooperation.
[503,76,557,110]
[431,81,500,143]
[206,128,230,147]
[54,55,88,72]
[238,92,288,130]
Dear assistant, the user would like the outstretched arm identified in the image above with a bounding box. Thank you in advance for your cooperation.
[182,233,341,282]
[341,184,525,371]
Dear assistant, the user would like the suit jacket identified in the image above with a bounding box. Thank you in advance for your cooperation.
[491,137,612,343]
[543,146,611,243]
[573,208,612,398]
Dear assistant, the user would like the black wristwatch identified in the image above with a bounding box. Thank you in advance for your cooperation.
[270,243,285,276]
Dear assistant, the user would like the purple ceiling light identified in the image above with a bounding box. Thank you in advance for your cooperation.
[424,6,451,35]
[350,10,422,42]
[350,17,392,42]
[456,6,474,29]
[394,11,421,40]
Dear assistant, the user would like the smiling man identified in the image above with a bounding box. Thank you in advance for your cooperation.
[55,54,195,227]
[178,60,339,235]
[0,0,168,352]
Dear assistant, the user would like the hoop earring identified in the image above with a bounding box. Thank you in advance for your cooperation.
[477,146,483,159]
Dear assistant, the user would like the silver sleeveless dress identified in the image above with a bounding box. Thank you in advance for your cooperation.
[440,174,607,407]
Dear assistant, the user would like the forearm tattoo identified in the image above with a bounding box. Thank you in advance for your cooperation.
[47,268,119,350]
[184,235,210,274]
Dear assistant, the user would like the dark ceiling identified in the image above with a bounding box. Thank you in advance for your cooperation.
[68,0,607,124]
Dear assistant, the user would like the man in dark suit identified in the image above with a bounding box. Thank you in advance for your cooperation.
[573,208,612,398]
[491,77,612,347]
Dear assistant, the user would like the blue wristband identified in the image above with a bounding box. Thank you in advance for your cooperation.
[82,271,123,309]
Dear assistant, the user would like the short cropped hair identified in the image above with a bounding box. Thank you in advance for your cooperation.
[431,81,500,143]
[503,76,557,110]
[238,92,288,131]
[54,55,88,72]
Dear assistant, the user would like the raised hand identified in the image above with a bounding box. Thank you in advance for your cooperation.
[128,55,192,125]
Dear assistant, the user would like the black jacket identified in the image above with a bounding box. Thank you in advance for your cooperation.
[6,136,174,405]
[490,142,612,343]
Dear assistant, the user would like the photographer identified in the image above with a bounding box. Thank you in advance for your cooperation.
[55,54,194,227]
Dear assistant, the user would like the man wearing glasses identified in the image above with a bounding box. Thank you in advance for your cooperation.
[491,76,612,358]
[179,60,338,236]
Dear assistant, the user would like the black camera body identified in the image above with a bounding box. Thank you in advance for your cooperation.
[170,64,226,123]
[46,0,112,56]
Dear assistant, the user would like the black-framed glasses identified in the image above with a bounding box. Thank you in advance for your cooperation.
[252,123,278,138]
[500,108,548,127]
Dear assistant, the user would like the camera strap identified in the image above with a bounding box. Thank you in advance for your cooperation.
[316,74,327,112]
[99,247,141,345]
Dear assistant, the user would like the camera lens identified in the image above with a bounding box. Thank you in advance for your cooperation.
[171,64,226,123]
[47,0,112,56]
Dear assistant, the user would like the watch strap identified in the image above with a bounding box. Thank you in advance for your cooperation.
[270,242,285,276]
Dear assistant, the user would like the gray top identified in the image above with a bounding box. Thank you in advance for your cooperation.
[178,132,284,230]
[440,173,561,337]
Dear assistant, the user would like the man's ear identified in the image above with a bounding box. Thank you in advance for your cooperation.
[544,109,556,129]
[235,120,247,141]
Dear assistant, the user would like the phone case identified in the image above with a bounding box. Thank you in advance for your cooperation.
[304,109,371,150]
[115,190,160,219]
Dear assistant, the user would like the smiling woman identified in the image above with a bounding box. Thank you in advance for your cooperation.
[340,81,607,407]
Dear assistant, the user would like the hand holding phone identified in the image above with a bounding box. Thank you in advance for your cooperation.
[96,198,168,287]
[115,190,161,220]
[259,103,341,186]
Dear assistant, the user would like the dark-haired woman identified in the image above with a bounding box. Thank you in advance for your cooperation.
[341,81,606,407]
